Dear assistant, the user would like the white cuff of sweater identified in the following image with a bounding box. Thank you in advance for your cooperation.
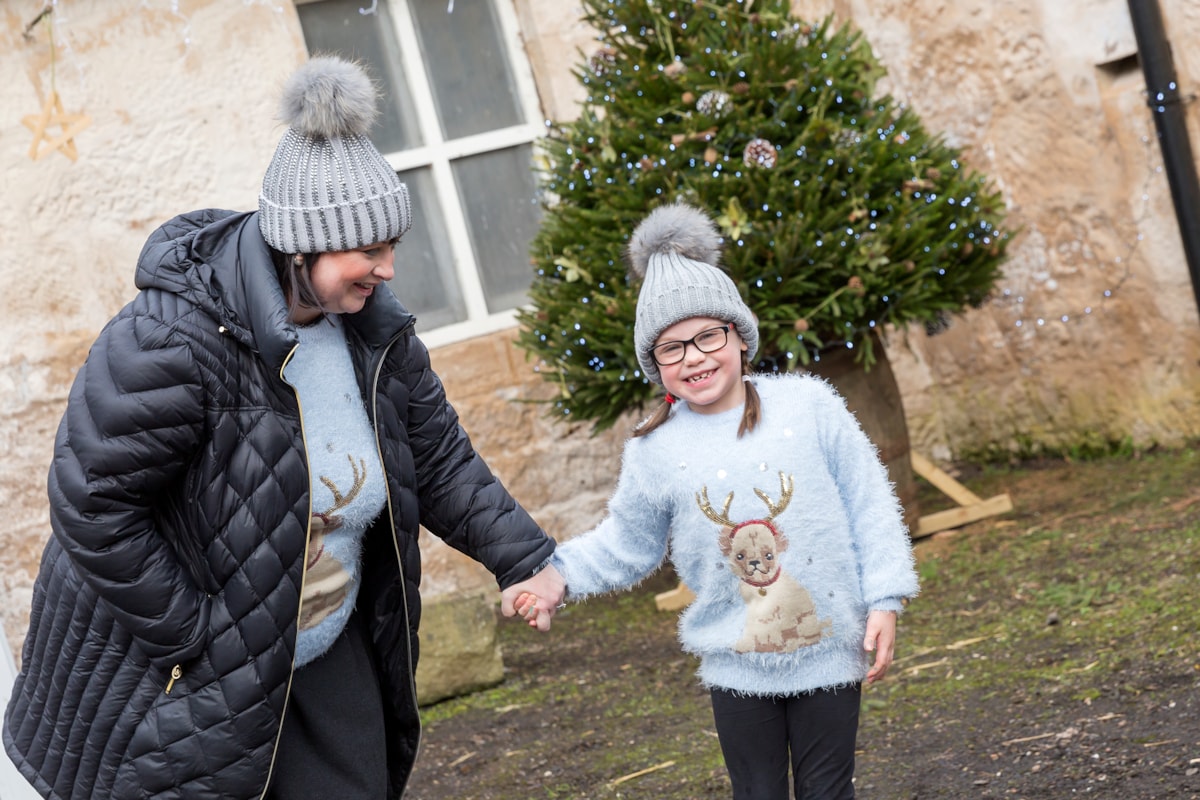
[869,597,906,614]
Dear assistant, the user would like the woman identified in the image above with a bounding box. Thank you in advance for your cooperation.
[3,56,563,799]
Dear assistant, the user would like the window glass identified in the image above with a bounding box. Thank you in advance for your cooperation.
[409,0,523,139]
[295,0,422,152]
[389,167,465,330]
[451,144,541,313]
[297,0,542,337]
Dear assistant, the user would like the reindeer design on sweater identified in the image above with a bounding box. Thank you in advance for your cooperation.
[697,472,832,653]
[299,454,367,630]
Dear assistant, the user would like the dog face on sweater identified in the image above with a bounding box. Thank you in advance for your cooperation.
[720,519,786,588]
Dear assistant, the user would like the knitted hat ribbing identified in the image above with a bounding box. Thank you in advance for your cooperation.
[628,203,759,384]
[259,57,412,254]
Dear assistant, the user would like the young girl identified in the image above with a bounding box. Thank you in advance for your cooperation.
[506,202,919,799]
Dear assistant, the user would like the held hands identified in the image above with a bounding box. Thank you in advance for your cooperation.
[500,563,565,632]
[512,592,543,628]
[863,609,898,685]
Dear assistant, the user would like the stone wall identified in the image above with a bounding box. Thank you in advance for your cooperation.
[790,0,1200,458]
[0,0,306,665]
[2,0,1199,678]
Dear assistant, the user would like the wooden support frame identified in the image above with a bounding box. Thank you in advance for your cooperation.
[653,452,1013,612]
[908,452,1013,540]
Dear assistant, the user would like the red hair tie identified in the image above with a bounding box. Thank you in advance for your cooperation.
[665,393,677,404]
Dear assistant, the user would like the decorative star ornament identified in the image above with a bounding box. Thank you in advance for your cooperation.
[22,89,92,162]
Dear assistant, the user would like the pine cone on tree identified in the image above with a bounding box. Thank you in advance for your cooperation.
[743,138,777,168]
[589,47,617,76]
[696,89,731,118]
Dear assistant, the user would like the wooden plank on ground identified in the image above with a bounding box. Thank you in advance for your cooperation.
[654,583,695,612]
[913,493,1014,539]
[910,451,983,507]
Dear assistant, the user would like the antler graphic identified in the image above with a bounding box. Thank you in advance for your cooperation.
[697,472,794,528]
[753,472,793,520]
[313,454,368,534]
[696,487,736,528]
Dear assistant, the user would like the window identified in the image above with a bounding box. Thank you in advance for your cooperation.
[295,0,544,345]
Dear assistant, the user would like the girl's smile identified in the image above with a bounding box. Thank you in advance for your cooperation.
[655,316,748,415]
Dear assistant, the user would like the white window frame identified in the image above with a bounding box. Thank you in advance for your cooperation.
[295,0,545,348]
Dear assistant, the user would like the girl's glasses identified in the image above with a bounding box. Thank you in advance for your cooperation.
[651,324,733,366]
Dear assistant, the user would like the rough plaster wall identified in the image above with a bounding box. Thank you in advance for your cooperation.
[0,0,306,658]
[512,0,595,122]
[791,0,1200,458]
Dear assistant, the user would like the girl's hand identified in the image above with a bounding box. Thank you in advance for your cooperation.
[864,609,898,684]
[514,592,540,627]
[501,564,566,632]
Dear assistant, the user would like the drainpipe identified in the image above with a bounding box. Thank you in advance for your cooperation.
[1127,0,1200,318]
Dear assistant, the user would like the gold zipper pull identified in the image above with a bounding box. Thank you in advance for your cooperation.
[165,664,183,694]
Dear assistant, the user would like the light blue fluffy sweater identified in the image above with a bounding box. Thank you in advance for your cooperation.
[283,316,387,667]
[550,373,919,696]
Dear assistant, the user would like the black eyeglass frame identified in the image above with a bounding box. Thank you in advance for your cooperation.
[650,324,734,366]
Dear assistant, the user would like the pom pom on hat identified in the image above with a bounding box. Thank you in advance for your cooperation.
[628,202,759,385]
[627,204,722,279]
[259,56,412,254]
[280,56,379,139]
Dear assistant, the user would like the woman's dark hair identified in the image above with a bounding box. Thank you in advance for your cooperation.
[270,248,323,319]
[632,352,761,439]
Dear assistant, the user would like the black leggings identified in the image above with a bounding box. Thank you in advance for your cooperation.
[710,685,861,800]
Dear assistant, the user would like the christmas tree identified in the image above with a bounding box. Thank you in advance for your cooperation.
[517,0,1010,432]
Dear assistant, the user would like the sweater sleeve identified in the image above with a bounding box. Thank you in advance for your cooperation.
[550,442,671,599]
[49,310,212,665]
[813,381,920,609]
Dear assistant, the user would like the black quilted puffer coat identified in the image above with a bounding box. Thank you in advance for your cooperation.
[3,209,555,800]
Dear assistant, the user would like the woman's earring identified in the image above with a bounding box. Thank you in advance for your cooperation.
[293,254,304,268]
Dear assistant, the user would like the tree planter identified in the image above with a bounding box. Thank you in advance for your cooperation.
[801,333,920,532]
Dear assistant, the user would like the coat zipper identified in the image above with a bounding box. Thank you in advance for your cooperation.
[368,329,423,792]
[259,342,311,800]
[164,664,183,694]
[258,325,419,797]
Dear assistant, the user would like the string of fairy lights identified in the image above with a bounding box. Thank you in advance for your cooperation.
[1009,130,1149,341]
[988,127,1158,337]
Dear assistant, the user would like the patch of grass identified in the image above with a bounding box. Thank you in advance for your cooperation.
[958,432,1143,464]
[860,446,1200,741]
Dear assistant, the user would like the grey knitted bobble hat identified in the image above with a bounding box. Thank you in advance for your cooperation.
[259,56,412,254]
[628,203,759,385]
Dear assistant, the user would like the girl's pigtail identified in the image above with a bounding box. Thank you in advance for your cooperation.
[735,355,761,438]
[632,397,674,438]
[737,372,762,438]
